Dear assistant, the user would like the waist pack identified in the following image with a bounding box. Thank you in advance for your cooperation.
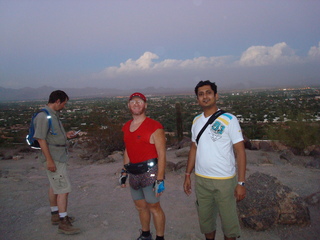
[124,158,158,175]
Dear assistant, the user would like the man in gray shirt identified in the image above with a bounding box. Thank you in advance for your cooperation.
[34,90,80,235]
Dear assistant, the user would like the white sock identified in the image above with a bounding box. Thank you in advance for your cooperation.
[59,212,67,218]
[50,206,58,212]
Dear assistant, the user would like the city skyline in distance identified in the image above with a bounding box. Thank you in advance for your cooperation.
[0,83,319,102]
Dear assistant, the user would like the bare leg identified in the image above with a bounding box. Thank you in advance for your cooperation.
[148,202,165,237]
[134,199,151,231]
[57,193,69,213]
[48,187,58,207]
[224,236,235,240]
[205,231,216,240]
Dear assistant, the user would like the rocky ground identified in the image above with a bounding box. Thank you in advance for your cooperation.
[0,147,319,240]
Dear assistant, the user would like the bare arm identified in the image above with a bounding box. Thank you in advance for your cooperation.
[123,148,130,165]
[37,139,56,172]
[151,128,166,181]
[233,141,246,201]
[183,142,197,196]
[120,149,130,188]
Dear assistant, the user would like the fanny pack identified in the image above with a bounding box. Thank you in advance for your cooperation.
[124,158,158,175]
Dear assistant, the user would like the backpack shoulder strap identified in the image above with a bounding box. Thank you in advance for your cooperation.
[39,109,56,135]
[196,110,225,145]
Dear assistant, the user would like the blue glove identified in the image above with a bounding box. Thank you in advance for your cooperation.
[153,180,165,194]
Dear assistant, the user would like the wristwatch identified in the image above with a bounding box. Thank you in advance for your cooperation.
[238,181,245,186]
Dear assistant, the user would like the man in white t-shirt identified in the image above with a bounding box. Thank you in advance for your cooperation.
[183,80,246,240]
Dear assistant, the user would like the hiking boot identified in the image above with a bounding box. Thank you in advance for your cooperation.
[136,230,153,240]
[51,212,75,225]
[58,216,81,235]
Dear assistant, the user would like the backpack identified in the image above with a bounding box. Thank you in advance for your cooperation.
[26,109,56,149]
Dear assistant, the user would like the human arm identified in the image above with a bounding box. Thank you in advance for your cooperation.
[151,128,166,197]
[151,128,166,181]
[120,149,130,188]
[37,138,56,172]
[233,141,246,201]
[183,142,197,196]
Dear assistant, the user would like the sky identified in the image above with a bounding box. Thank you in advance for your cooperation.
[1,0,320,91]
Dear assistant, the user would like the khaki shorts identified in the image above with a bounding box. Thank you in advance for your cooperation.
[195,175,240,238]
[44,161,72,194]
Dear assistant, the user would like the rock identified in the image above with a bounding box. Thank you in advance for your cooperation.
[259,141,273,151]
[309,145,320,157]
[175,147,190,157]
[107,152,123,162]
[304,192,320,205]
[305,157,320,169]
[166,161,176,172]
[13,155,23,160]
[175,160,187,173]
[238,172,310,231]
[243,134,253,150]
[176,136,191,149]
[279,149,295,161]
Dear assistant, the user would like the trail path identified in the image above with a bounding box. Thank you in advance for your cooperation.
[0,148,319,240]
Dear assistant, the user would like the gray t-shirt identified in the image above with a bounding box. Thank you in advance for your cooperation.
[33,106,68,163]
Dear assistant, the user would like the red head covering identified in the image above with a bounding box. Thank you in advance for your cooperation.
[129,92,147,102]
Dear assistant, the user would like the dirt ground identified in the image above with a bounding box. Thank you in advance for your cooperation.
[0,148,319,240]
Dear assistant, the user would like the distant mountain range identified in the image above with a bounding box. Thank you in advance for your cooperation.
[0,86,193,101]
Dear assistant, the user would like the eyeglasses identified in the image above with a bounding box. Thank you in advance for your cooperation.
[129,100,144,105]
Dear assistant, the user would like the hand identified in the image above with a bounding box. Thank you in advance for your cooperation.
[47,161,56,172]
[119,174,127,188]
[234,185,246,201]
[183,177,192,196]
[67,130,80,139]
[119,169,128,188]
[153,180,165,197]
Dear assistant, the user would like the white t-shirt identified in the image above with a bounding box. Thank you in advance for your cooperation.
[191,111,244,179]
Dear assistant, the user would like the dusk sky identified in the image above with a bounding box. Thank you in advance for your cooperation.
[1,0,320,91]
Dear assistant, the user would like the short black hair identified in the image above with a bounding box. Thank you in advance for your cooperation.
[194,80,217,96]
[48,90,69,103]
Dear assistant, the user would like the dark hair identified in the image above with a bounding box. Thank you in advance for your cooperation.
[194,80,217,96]
[48,90,69,103]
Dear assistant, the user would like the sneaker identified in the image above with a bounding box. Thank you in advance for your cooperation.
[136,230,153,240]
[51,212,75,225]
[58,216,81,235]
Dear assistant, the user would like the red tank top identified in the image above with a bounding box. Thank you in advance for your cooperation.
[122,117,163,163]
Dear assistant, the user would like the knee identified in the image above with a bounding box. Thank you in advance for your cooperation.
[148,202,163,214]
[134,202,149,213]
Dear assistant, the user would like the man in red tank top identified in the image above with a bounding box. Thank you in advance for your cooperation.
[121,92,166,240]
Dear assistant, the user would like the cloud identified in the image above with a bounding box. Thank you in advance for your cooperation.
[96,52,231,78]
[308,42,320,58]
[89,42,320,90]
[238,42,301,66]
[95,42,309,80]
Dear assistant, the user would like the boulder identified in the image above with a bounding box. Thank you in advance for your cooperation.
[259,141,273,151]
[175,147,190,157]
[238,172,310,231]
[279,149,295,161]
[243,134,253,150]
[166,161,176,172]
[13,155,23,160]
[107,152,123,162]
[307,145,320,156]
[304,192,320,205]
[175,160,188,173]
[176,136,191,149]
[305,157,320,169]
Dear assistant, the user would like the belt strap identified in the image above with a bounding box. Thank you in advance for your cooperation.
[48,144,67,147]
